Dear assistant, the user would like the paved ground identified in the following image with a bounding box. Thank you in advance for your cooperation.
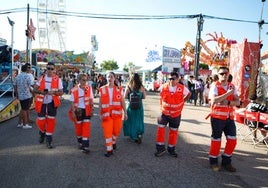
[0,92,267,188]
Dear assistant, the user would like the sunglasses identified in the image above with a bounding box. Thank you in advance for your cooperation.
[219,72,228,76]
[169,77,177,80]
[47,67,54,70]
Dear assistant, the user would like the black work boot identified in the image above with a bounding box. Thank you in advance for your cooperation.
[154,145,166,157]
[104,151,113,157]
[81,139,90,154]
[46,135,53,149]
[77,137,82,149]
[39,131,45,144]
[167,146,178,158]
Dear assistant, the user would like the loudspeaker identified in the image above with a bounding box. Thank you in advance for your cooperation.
[32,52,37,66]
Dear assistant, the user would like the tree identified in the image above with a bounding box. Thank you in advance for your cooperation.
[199,63,209,69]
[123,62,135,73]
[100,60,119,71]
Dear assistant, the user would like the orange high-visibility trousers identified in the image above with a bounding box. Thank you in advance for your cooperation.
[75,121,82,137]
[168,128,178,147]
[209,139,221,157]
[102,117,122,151]
[46,116,56,135]
[156,124,165,144]
[223,138,237,155]
[36,117,47,132]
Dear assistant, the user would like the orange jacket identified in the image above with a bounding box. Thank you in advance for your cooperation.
[160,83,184,117]
[210,81,235,120]
[35,75,61,113]
[72,85,93,116]
[100,85,123,120]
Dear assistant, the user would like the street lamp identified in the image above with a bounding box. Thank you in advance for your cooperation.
[7,16,14,78]
[258,0,266,74]
[7,16,15,98]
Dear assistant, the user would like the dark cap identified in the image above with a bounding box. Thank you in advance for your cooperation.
[47,62,55,66]
[249,94,257,100]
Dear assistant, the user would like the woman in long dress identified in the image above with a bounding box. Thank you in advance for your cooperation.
[123,73,146,144]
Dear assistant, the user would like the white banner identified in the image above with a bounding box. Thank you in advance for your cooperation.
[162,46,181,73]
[162,46,180,63]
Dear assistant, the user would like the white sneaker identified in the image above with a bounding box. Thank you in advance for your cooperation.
[17,124,23,128]
[22,124,32,129]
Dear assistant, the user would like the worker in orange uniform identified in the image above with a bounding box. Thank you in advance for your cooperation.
[155,72,191,158]
[99,72,127,157]
[208,66,240,172]
[69,74,94,153]
[33,62,63,149]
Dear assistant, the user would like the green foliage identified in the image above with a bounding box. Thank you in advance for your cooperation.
[199,63,209,69]
[123,62,135,72]
[100,60,119,71]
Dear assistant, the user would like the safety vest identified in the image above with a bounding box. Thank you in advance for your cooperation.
[71,85,93,116]
[160,83,184,118]
[100,85,123,120]
[210,81,235,120]
[35,75,61,113]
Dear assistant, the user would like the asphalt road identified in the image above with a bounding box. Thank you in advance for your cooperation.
[0,92,267,188]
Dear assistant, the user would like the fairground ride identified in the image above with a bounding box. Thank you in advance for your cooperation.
[37,0,66,51]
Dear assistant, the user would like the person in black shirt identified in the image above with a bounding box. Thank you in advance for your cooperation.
[246,94,268,139]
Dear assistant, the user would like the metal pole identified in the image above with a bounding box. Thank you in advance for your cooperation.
[7,16,15,96]
[194,14,204,79]
[258,0,265,42]
[11,25,14,79]
[258,0,265,100]
[26,4,30,63]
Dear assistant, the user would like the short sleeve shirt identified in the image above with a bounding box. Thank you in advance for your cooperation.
[14,72,34,100]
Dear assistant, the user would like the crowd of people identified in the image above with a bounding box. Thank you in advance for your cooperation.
[12,62,268,173]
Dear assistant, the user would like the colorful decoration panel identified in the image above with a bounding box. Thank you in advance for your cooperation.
[229,39,260,107]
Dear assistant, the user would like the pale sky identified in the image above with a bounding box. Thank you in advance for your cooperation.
[0,0,267,68]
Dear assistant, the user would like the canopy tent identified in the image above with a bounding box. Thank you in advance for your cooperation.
[105,70,128,75]
[137,62,162,73]
[152,65,162,73]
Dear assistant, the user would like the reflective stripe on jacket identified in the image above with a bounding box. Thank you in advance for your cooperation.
[35,75,61,113]
[71,85,93,116]
[160,83,184,117]
[100,85,123,120]
[211,81,235,120]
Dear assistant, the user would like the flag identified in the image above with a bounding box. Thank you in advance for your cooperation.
[27,18,36,40]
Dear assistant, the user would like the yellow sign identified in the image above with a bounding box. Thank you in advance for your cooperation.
[0,98,21,123]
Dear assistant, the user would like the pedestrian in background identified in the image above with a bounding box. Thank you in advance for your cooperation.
[95,74,106,98]
[33,62,63,149]
[246,94,268,141]
[194,78,204,106]
[14,64,34,129]
[123,73,146,144]
[208,66,240,172]
[154,72,191,157]
[69,74,94,153]
[187,75,195,103]
[203,77,210,106]
[99,72,127,157]
[25,63,35,123]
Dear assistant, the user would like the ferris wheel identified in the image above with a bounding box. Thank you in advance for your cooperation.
[37,0,66,51]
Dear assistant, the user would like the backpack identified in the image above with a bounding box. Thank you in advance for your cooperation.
[129,87,141,109]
